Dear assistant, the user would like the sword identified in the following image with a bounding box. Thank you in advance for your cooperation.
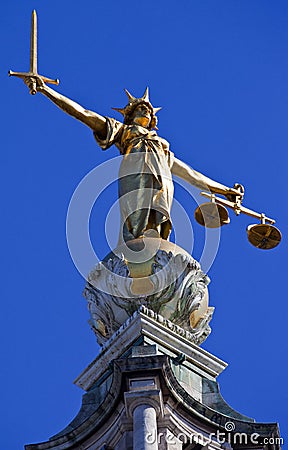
[9,10,59,95]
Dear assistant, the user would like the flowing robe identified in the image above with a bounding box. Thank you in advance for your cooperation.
[94,117,174,242]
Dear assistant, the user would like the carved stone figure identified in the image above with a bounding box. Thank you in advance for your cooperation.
[84,239,213,346]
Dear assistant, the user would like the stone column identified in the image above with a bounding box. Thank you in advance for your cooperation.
[133,403,158,450]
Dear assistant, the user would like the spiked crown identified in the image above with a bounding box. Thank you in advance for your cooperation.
[112,87,161,130]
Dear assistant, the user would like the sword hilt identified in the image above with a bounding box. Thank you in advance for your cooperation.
[8,70,60,93]
[8,71,38,95]
[30,79,37,95]
[41,76,59,86]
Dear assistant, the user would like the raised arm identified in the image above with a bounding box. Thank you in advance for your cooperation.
[24,77,107,139]
[171,157,241,198]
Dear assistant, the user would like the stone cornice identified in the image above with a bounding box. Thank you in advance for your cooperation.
[74,306,227,391]
[25,354,280,450]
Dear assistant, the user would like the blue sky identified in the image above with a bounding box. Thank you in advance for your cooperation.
[1,1,287,448]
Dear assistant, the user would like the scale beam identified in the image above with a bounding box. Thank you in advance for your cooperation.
[195,190,281,249]
[200,191,275,224]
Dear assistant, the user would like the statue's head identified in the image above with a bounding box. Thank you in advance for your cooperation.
[112,87,161,130]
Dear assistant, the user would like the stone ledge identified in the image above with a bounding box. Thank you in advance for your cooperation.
[74,306,227,391]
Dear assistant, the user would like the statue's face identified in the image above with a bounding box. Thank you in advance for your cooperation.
[131,104,151,127]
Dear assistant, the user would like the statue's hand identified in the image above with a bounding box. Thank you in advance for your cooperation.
[24,76,45,94]
[225,183,244,203]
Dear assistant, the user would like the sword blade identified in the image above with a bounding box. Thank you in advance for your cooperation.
[30,10,37,74]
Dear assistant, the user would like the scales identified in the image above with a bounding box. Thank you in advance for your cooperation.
[194,184,281,249]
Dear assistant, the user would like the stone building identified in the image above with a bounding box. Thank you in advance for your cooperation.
[25,238,281,450]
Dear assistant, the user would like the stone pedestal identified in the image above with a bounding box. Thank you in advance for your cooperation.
[83,237,213,347]
[25,307,281,450]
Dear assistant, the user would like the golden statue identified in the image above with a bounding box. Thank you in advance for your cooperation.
[8,10,241,242]
[23,76,242,241]
[9,11,282,349]
[11,11,281,249]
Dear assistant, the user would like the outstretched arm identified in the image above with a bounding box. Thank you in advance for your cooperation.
[25,77,107,139]
[171,157,241,198]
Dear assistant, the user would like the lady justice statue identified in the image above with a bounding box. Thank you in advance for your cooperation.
[22,77,242,344]
[10,10,281,346]
[12,10,245,344]
[24,78,241,242]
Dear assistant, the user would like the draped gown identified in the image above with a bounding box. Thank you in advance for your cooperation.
[94,117,175,242]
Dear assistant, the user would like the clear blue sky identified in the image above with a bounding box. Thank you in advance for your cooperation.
[1,1,287,448]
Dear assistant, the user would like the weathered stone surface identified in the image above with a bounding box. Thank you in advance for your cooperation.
[25,350,281,450]
[84,237,213,346]
[74,306,227,392]
[25,247,282,450]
